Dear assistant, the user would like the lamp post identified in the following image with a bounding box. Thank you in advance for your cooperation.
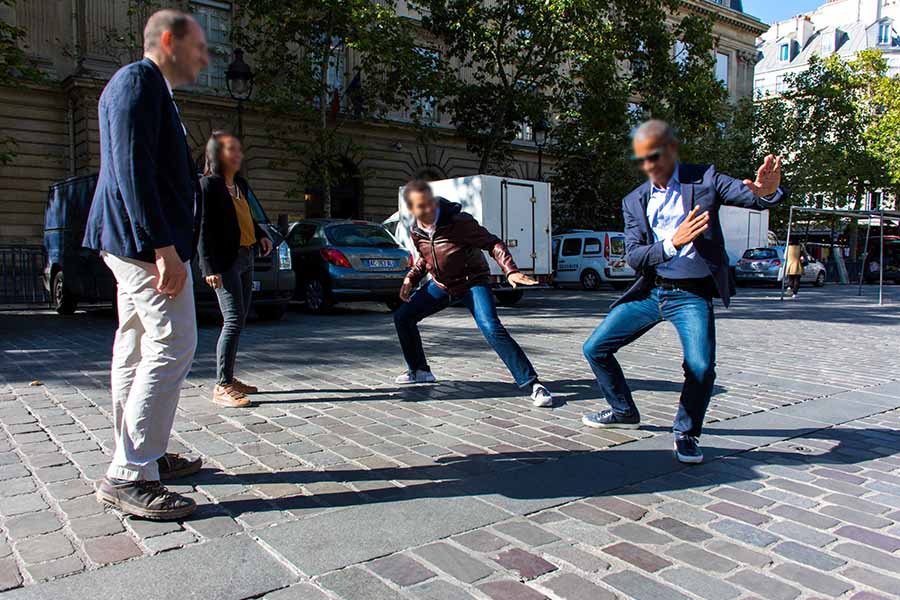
[532,118,549,180]
[225,48,254,138]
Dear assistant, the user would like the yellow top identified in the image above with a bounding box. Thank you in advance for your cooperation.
[230,185,256,247]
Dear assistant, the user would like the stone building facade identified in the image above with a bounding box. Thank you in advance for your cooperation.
[0,0,767,245]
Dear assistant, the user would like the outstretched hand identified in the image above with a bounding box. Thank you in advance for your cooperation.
[507,272,538,288]
[743,154,783,197]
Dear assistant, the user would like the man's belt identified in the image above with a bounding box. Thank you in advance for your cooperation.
[654,276,716,297]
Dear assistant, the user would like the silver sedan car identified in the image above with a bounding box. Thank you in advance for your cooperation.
[735,246,826,287]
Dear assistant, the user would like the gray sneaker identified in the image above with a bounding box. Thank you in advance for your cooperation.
[395,370,437,385]
[530,383,553,408]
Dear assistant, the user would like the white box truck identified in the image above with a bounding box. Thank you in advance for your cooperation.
[719,205,771,267]
[387,175,553,305]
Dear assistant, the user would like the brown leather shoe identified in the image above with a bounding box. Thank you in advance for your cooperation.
[213,384,251,408]
[96,478,195,521]
[158,453,202,480]
[231,378,258,394]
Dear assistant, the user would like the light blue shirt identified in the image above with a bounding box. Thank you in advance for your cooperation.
[647,167,710,279]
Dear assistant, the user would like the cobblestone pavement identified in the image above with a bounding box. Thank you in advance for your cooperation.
[1,285,899,599]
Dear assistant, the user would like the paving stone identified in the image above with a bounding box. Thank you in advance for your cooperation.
[542,573,616,600]
[664,543,737,573]
[478,580,547,600]
[263,583,331,600]
[772,540,845,571]
[126,517,183,539]
[558,502,619,526]
[841,567,900,597]
[710,519,778,547]
[768,504,839,530]
[662,566,742,600]
[318,566,403,600]
[453,530,508,552]
[24,555,85,582]
[771,563,852,597]
[726,569,800,600]
[708,502,770,526]
[602,542,670,573]
[44,479,94,501]
[16,532,74,564]
[409,579,477,600]
[647,517,712,542]
[4,534,296,600]
[706,540,772,567]
[5,512,62,538]
[543,544,610,573]
[711,487,774,509]
[368,553,434,586]
[766,520,835,547]
[83,533,143,565]
[831,541,900,572]
[414,542,494,583]
[69,512,125,539]
[0,558,22,591]
[655,500,717,524]
[182,507,242,538]
[0,492,48,516]
[834,525,900,552]
[493,548,556,579]
[605,570,692,600]
[493,521,561,547]
[142,530,197,554]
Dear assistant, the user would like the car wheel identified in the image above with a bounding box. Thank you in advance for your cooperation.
[303,277,333,313]
[580,269,601,291]
[815,271,826,287]
[494,290,524,306]
[255,304,288,321]
[51,270,77,315]
[385,297,404,311]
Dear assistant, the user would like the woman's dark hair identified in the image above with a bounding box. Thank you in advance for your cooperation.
[203,130,241,177]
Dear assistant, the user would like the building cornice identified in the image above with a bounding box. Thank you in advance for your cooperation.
[680,0,770,36]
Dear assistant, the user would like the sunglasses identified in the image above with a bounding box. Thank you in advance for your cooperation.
[632,149,664,165]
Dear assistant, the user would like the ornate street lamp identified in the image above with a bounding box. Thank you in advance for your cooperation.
[532,117,549,180]
[225,48,254,137]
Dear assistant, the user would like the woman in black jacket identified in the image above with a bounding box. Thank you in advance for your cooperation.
[198,131,272,408]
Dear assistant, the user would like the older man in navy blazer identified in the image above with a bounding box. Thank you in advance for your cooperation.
[581,120,785,464]
[84,9,208,520]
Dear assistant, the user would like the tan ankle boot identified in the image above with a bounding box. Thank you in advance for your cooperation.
[231,378,258,394]
[213,384,251,408]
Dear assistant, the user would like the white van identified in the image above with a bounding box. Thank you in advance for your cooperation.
[552,230,635,290]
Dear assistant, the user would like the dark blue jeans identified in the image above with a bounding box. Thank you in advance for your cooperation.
[393,281,539,388]
[214,247,253,385]
[582,287,716,437]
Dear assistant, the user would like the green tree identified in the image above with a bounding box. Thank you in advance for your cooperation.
[235,0,426,216]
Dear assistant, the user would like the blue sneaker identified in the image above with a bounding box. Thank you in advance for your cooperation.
[581,409,640,429]
[674,435,703,464]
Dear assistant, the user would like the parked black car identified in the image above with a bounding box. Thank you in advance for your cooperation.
[285,219,412,313]
[43,174,294,318]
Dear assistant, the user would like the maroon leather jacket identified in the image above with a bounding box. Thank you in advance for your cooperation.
[405,198,518,295]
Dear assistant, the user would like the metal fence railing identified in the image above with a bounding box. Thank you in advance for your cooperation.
[0,245,49,306]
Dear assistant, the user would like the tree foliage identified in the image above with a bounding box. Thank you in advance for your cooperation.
[235,0,427,215]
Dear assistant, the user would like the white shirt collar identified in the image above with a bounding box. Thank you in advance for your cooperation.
[651,165,680,193]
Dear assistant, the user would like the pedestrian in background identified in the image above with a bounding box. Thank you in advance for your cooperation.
[83,9,208,520]
[198,131,272,408]
[784,241,803,299]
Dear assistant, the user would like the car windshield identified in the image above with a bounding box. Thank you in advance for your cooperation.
[609,237,626,256]
[327,224,398,248]
[743,248,777,259]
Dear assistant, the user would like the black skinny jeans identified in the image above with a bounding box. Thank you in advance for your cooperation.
[215,247,253,385]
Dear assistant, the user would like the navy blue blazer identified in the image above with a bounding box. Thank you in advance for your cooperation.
[615,163,787,308]
[83,58,200,263]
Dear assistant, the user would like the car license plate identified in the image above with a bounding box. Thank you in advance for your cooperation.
[367,259,395,269]
[252,281,261,292]
[611,266,624,272]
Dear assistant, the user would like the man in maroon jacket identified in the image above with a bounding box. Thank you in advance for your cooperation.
[394,179,553,408]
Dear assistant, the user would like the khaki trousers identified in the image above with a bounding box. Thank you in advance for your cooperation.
[102,253,197,481]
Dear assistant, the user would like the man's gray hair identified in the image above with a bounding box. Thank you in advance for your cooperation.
[633,120,678,145]
[143,9,194,54]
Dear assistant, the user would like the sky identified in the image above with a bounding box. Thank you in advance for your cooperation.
[742,0,824,24]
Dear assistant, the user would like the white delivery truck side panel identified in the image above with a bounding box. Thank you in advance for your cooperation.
[719,205,770,266]
[396,175,553,279]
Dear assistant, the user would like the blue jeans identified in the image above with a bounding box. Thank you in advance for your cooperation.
[582,287,716,437]
[214,247,253,384]
[393,281,539,388]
